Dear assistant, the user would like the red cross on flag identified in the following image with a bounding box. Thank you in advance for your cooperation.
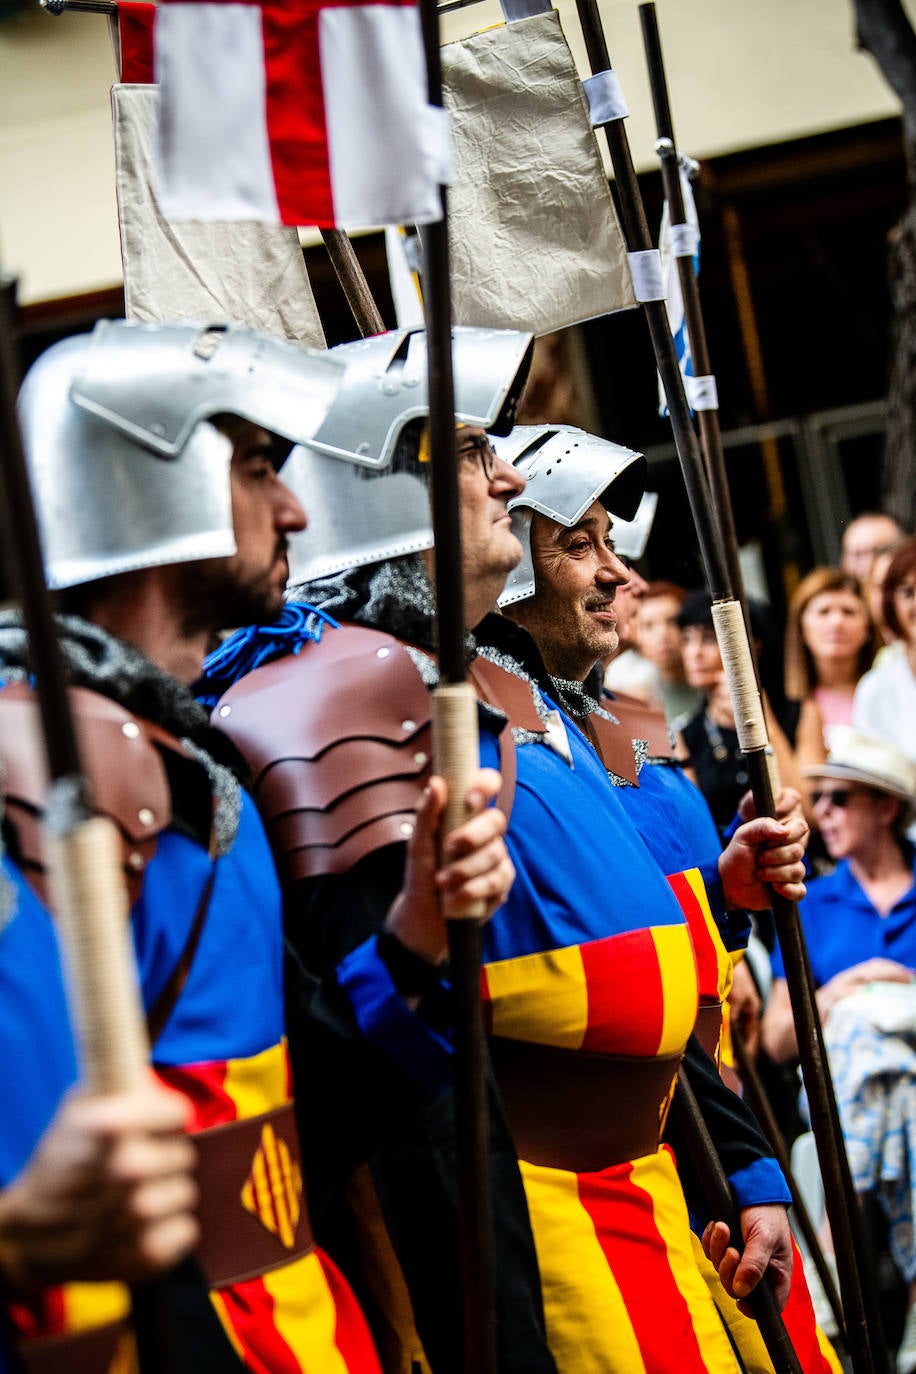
[155,0,446,229]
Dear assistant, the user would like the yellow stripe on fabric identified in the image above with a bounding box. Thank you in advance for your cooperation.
[484,944,588,1049]
[690,1230,772,1374]
[651,923,700,1056]
[222,1038,289,1121]
[519,1159,647,1374]
[633,1152,741,1374]
[209,1290,247,1360]
[262,1250,350,1374]
[684,867,734,1001]
[62,1281,130,1332]
[817,1326,844,1374]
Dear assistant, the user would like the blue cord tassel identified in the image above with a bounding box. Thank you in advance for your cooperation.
[197,603,338,708]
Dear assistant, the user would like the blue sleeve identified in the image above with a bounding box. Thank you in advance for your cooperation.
[336,936,453,1096]
[728,1157,792,1210]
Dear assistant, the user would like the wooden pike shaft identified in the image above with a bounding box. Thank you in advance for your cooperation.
[636,8,886,1369]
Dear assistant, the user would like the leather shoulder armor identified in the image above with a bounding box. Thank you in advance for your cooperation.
[605,690,677,761]
[212,625,433,882]
[0,682,177,906]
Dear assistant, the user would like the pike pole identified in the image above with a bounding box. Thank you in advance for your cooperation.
[0,276,175,1374]
[634,7,887,1370]
[562,1,831,1368]
[419,4,498,1371]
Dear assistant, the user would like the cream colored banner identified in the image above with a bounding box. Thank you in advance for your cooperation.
[111,84,325,345]
[442,10,636,336]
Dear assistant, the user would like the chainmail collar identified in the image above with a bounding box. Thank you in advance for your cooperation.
[0,611,244,855]
[290,555,477,663]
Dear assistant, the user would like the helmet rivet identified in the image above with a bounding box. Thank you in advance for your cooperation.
[219,705,232,717]
[377,648,390,660]
[138,807,155,827]
[402,719,416,732]
[122,721,140,739]
[400,821,415,837]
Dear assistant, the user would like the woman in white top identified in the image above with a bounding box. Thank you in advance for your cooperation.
[855,538,916,764]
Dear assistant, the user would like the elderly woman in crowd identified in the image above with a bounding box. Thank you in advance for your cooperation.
[761,734,916,1373]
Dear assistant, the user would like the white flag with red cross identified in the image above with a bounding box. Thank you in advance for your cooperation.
[154,0,446,229]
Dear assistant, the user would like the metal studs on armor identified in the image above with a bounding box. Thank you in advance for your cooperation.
[122,721,140,739]
[402,720,416,733]
[128,852,145,872]
[218,705,232,718]
[376,648,390,660]
[138,808,155,827]
[414,751,428,766]
[400,821,415,837]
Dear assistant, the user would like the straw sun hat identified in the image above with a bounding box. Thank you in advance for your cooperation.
[802,731,916,802]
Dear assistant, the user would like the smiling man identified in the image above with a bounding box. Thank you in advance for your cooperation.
[492,424,839,1374]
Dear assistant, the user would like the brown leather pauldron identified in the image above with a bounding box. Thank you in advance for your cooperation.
[0,683,191,906]
[212,627,545,882]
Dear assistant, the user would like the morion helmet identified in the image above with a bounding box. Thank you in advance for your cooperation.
[18,319,343,590]
[284,325,533,586]
[497,425,647,607]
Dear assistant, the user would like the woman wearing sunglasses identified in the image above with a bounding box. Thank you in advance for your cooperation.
[761,733,916,1371]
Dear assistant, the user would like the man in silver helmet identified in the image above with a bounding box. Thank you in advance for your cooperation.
[201,342,818,1374]
[494,425,840,1374]
[199,324,557,1374]
[0,320,512,1374]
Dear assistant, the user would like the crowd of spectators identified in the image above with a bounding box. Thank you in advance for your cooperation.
[608,509,916,1366]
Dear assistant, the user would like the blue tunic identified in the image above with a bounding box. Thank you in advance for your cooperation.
[770,852,916,987]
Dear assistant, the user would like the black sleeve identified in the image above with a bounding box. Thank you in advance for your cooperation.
[283,851,558,1374]
[664,1034,778,1225]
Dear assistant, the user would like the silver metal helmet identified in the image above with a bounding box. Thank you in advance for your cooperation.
[497,425,647,608]
[18,320,343,590]
[607,490,658,561]
[285,325,533,585]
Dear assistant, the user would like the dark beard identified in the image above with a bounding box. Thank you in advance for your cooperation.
[178,561,284,640]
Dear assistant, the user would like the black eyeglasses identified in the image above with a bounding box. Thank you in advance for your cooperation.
[811,788,855,809]
[456,432,499,481]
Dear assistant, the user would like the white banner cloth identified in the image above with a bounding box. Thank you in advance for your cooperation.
[442,11,636,336]
[112,84,325,345]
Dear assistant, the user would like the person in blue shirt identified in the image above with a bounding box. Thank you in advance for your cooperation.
[762,732,916,1372]
[762,732,916,1060]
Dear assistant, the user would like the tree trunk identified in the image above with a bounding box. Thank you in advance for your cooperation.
[852,0,916,528]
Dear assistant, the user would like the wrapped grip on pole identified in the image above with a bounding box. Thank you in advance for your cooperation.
[46,813,149,1094]
[432,681,486,920]
[711,599,767,752]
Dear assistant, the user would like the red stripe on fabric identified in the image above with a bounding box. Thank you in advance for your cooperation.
[480,966,495,1036]
[261,4,335,226]
[8,1285,67,1338]
[576,1160,711,1374]
[579,929,665,1055]
[155,1058,235,1130]
[666,871,718,1001]
[322,1249,384,1373]
[780,1238,834,1374]
[220,1275,299,1374]
[119,2,156,83]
